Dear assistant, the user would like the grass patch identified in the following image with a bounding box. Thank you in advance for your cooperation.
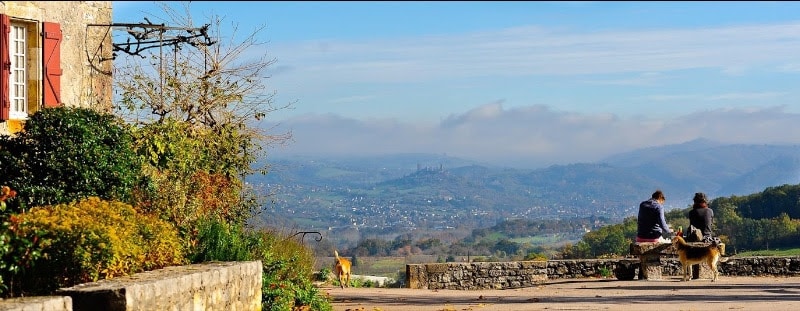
[735,248,800,256]
[367,257,406,272]
[354,257,406,277]
[316,255,437,279]
[510,233,582,246]
[482,232,508,242]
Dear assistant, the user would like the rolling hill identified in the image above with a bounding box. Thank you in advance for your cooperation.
[249,138,800,233]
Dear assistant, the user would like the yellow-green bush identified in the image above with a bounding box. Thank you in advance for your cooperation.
[4,197,185,296]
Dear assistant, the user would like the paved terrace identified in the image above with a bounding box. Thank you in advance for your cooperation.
[326,276,800,311]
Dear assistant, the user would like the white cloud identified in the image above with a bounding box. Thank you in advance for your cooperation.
[266,104,800,169]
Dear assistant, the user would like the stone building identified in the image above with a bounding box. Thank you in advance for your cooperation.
[0,1,112,135]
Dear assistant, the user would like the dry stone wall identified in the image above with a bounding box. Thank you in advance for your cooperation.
[407,261,549,290]
[547,259,635,279]
[408,256,800,290]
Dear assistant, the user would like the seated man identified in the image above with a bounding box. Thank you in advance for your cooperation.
[636,190,673,243]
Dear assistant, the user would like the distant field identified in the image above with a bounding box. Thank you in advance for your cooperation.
[510,233,580,246]
[315,255,437,278]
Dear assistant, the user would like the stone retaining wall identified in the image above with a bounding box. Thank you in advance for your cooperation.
[406,261,549,290]
[0,261,262,311]
[547,258,635,279]
[408,256,800,290]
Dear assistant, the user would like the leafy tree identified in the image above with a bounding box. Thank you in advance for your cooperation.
[561,216,636,258]
[416,238,443,251]
[493,239,520,255]
[113,1,292,235]
[765,214,799,248]
[352,238,391,256]
[130,120,261,235]
[665,208,689,231]
[115,1,291,131]
[710,185,800,251]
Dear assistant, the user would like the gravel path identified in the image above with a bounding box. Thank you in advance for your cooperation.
[325,276,800,311]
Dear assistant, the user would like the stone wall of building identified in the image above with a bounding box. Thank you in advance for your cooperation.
[0,1,113,135]
[0,261,262,311]
[1,1,114,110]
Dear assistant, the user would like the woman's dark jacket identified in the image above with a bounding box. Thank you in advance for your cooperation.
[689,204,714,238]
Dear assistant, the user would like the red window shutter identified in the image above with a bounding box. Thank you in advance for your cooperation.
[0,14,10,120]
[42,21,62,108]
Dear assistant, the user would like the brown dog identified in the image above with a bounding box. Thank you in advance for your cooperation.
[333,250,352,288]
[672,236,722,281]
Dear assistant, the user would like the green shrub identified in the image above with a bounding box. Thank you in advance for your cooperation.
[348,278,374,288]
[0,212,45,297]
[598,266,613,278]
[386,270,407,288]
[316,267,332,282]
[525,252,548,261]
[186,220,331,311]
[130,120,260,244]
[0,107,141,210]
[189,218,254,263]
[251,230,332,311]
[0,197,185,296]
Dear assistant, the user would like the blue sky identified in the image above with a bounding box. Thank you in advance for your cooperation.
[112,1,800,168]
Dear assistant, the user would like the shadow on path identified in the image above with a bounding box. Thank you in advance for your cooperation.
[328,277,800,310]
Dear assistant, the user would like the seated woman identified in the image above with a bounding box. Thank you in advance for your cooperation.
[688,192,714,242]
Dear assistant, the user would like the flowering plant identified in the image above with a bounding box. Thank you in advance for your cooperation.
[0,186,16,211]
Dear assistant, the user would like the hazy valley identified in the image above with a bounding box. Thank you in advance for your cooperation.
[248,138,800,254]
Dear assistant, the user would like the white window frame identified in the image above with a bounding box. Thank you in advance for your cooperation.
[9,21,27,120]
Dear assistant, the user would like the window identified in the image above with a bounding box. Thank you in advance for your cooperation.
[1,14,61,124]
[9,22,27,119]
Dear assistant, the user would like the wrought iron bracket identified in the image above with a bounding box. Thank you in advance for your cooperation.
[288,231,323,244]
[89,17,216,61]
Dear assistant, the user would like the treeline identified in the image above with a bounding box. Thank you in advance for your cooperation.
[711,184,800,251]
[340,217,616,261]
[561,183,800,258]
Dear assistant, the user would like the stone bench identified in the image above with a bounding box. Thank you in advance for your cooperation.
[629,241,725,280]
